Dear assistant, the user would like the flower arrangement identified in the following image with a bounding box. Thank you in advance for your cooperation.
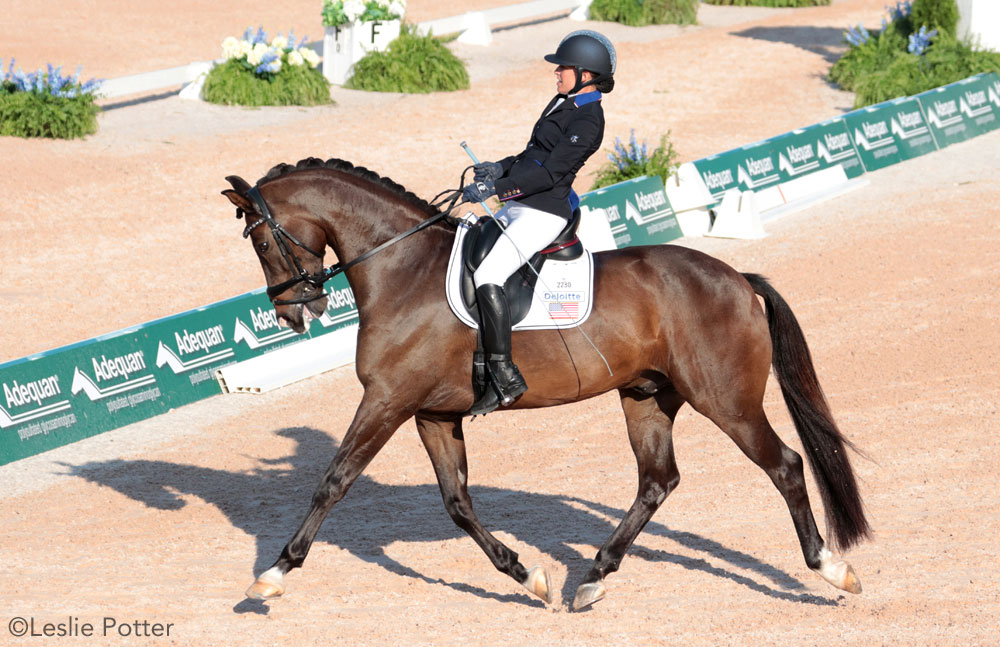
[0,59,102,138]
[322,0,406,28]
[591,130,679,190]
[829,0,1000,108]
[202,27,331,106]
[221,27,321,81]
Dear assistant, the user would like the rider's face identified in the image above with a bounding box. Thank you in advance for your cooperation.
[555,65,594,95]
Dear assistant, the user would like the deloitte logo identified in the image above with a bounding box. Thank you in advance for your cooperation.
[156,325,234,374]
[70,351,157,401]
[0,375,71,429]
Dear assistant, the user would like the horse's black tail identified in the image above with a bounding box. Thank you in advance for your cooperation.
[743,273,872,552]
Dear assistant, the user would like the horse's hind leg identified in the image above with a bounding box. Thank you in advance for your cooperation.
[711,409,862,594]
[416,415,551,604]
[573,389,684,611]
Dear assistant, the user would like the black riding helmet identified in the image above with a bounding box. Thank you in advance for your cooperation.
[544,30,616,94]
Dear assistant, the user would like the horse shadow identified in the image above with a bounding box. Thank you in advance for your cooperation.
[64,426,838,611]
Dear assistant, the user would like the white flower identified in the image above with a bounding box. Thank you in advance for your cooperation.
[388,0,406,17]
[221,36,242,59]
[271,35,288,50]
[238,39,253,58]
[299,47,321,68]
[343,0,366,22]
[247,42,269,66]
[287,50,305,67]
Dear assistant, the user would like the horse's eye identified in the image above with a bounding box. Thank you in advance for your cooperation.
[257,241,270,254]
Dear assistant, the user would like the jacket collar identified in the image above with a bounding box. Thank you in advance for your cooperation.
[572,91,602,107]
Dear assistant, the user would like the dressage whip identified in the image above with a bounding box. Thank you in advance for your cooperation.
[460,142,613,377]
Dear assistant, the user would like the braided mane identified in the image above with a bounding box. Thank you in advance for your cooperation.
[259,157,440,217]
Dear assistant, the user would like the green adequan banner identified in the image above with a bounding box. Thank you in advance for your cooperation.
[693,120,865,206]
[843,97,938,172]
[0,274,358,465]
[917,73,1000,148]
[769,119,866,182]
[692,141,780,203]
[578,175,683,248]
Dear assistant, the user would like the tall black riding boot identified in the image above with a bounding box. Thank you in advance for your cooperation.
[470,283,528,416]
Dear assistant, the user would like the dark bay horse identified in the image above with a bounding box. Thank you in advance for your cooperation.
[222,157,871,610]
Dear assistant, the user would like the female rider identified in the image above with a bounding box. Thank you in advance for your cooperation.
[462,30,616,416]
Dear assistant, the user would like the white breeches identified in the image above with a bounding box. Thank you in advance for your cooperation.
[473,202,567,288]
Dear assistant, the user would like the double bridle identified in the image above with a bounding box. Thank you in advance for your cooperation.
[241,178,466,306]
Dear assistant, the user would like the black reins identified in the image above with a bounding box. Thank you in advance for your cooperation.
[242,171,470,306]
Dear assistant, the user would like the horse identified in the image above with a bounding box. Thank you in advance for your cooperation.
[221,157,871,610]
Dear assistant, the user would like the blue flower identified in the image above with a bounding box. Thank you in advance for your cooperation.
[908,25,937,55]
[844,24,870,47]
[888,1,912,22]
[255,26,268,45]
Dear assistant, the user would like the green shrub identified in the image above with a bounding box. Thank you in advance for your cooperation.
[202,28,332,106]
[0,62,101,139]
[588,0,698,26]
[911,0,958,37]
[702,0,829,6]
[345,26,469,93]
[202,59,332,106]
[829,0,1000,107]
[591,130,679,190]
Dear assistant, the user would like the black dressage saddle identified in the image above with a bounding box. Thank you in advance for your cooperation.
[460,208,584,326]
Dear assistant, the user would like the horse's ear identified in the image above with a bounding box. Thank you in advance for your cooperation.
[222,175,254,212]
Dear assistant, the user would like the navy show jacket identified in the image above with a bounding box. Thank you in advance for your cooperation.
[493,91,604,220]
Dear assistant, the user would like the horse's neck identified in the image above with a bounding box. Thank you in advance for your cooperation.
[317,178,449,312]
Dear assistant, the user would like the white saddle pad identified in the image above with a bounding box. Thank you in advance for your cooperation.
[445,213,595,330]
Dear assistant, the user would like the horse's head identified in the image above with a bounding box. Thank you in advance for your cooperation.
[222,175,330,333]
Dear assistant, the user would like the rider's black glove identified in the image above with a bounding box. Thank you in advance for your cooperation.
[462,179,496,204]
[473,161,503,183]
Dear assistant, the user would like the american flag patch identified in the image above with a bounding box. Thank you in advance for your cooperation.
[548,301,579,320]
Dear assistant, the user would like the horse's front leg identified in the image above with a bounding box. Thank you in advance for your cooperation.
[246,389,414,600]
[416,415,552,605]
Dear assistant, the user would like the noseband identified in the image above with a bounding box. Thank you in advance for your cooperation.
[242,182,464,307]
[244,186,330,306]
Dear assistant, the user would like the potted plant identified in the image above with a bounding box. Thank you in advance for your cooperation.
[0,60,102,138]
[322,0,406,85]
[201,27,330,106]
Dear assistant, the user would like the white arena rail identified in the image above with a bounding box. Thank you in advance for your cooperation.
[99,1,590,100]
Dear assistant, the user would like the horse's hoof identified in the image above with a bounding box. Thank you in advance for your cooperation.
[838,562,863,594]
[245,567,285,600]
[813,549,862,594]
[523,566,552,604]
[572,581,606,611]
